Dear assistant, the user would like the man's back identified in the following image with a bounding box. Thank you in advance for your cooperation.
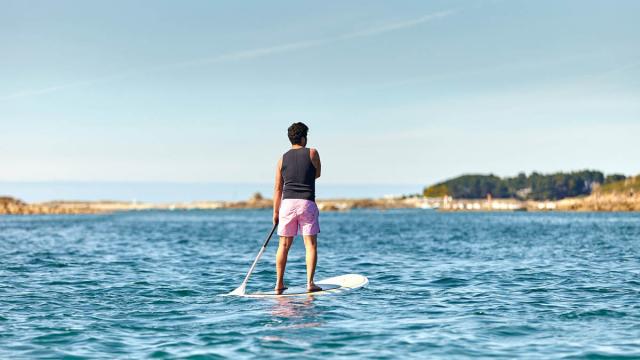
[281,147,317,201]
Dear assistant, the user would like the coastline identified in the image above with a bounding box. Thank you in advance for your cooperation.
[1,190,639,215]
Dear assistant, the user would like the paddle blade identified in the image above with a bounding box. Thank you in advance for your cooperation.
[227,284,246,296]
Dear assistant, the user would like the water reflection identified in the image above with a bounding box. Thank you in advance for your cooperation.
[270,296,323,329]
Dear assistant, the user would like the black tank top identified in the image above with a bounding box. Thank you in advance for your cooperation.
[281,148,316,201]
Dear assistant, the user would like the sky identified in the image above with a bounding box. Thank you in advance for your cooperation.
[1,0,639,199]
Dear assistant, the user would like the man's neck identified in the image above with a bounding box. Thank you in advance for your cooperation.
[291,145,305,149]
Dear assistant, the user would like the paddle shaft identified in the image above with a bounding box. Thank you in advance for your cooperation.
[238,222,278,289]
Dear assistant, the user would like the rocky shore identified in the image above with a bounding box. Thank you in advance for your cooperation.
[0,197,107,215]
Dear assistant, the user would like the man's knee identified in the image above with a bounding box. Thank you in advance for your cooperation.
[279,237,293,250]
[303,235,317,248]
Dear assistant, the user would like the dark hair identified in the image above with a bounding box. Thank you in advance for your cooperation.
[288,122,309,145]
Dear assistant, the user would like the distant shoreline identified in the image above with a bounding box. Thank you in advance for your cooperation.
[4,174,637,214]
[1,191,639,215]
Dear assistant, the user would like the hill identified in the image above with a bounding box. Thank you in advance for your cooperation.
[424,171,627,201]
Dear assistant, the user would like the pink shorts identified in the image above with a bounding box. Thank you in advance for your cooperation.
[278,199,320,237]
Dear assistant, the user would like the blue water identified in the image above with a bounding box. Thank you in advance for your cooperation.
[1,210,639,359]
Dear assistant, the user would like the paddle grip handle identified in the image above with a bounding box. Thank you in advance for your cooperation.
[262,222,278,248]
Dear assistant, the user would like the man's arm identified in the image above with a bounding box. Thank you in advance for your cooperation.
[310,148,321,179]
[273,157,284,224]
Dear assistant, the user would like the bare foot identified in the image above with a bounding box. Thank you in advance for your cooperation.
[307,283,322,293]
[275,284,287,295]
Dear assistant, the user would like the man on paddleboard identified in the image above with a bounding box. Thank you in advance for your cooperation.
[273,122,322,294]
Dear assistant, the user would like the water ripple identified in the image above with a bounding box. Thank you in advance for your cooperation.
[1,210,640,358]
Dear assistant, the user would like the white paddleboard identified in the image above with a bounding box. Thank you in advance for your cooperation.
[243,273,368,298]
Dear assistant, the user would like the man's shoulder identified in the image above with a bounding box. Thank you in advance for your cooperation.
[309,148,320,163]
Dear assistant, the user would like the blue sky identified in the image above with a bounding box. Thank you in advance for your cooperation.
[1,0,639,191]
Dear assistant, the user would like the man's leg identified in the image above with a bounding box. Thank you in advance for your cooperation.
[275,236,293,294]
[303,235,321,292]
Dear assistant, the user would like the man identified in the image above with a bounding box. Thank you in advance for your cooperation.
[273,122,322,294]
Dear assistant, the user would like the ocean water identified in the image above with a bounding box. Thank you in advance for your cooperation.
[1,210,639,359]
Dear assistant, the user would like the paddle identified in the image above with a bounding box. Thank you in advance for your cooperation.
[228,222,279,296]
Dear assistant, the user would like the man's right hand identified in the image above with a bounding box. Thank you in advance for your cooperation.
[273,212,279,225]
